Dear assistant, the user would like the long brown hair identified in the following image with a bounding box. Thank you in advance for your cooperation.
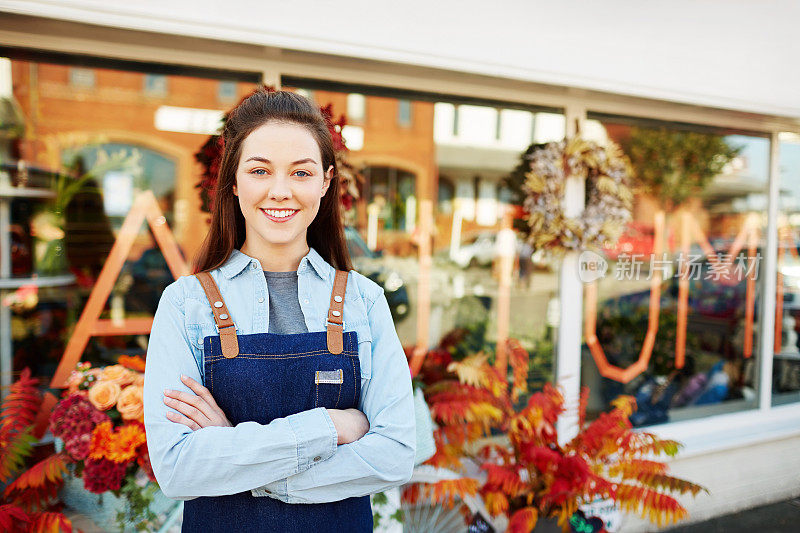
[192,87,352,274]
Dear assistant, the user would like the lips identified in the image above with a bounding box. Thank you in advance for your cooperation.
[260,208,299,223]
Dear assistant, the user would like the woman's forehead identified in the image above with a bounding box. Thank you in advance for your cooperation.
[241,122,321,164]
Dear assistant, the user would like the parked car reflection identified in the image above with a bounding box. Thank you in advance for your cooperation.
[344,226,410,322]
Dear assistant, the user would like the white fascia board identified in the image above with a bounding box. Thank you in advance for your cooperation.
[1,1,799,119]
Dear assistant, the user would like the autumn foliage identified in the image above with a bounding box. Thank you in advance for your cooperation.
[0,369,72,532]
[408,338,706,531]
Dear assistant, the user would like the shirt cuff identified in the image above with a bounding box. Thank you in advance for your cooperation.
[290,406,338,470]
[251,407,337,499]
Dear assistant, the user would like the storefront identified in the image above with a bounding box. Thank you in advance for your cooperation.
[1,3,799,531]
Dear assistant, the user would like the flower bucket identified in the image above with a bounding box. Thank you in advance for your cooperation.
[60,472,178,532]
[55,437,178,532]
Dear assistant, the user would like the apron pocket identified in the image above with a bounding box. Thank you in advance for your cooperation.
[314,368,344,409]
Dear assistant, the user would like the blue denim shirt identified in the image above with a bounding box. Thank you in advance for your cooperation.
[143,246,416,503]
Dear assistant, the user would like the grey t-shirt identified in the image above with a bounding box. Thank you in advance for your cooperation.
[263,270,309,334]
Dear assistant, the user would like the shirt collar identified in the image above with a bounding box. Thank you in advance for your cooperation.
[219,246,331,281]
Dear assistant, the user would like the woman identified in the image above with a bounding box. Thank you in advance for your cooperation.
[143,88,416,532]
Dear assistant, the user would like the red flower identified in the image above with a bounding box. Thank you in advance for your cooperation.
[522,445,561,473]
[82,457,127,493]
[50,394,110,461]
[557,455,590,486]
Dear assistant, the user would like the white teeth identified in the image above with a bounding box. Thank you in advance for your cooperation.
[263,209,296,218]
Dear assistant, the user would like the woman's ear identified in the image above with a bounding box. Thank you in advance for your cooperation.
[321,165,334,197]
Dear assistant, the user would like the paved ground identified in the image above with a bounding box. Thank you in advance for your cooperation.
[667,498,800,533]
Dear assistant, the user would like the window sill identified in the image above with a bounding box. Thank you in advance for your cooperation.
[644,403,800,459]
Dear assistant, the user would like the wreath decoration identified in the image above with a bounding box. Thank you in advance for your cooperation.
[522,136,634,253]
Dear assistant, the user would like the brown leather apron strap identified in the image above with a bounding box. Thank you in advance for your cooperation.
[326,270,348,355]
[194,271,239,359]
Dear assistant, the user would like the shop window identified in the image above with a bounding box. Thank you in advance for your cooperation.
[398,99,412,128]
[364,165,416,231]
[292,88,316,103]
[144,73,168,96]
[773,132,800,405]
[61,143,175,229]
[257,82,560,394]
[218,80,237,102]
[581,114,770,425]
[347,93,365,123]
[69,67,95,88]
[7,56,260,385]
[438,177,455,215]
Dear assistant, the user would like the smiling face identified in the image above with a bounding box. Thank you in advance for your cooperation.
[233,121,333,253]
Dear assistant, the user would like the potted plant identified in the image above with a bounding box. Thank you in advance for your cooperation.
[407,338,706,532]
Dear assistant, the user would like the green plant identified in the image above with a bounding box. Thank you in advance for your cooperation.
[371,490,403,530]
[115,473,158,530]
[623,127,742,211]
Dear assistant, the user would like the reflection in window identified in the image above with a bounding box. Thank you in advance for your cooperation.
[774,133,800,405]
[8,56,261,386]
[438,177,455,215]
[398,99,412,127]
[218,80,238,102]
[581,115,769,426]
[69,67,95,88]
[143,74,168,97]
[347,93,365,122]
[280,84,558,391]
[61,143,175,228]
[365,166,416,231]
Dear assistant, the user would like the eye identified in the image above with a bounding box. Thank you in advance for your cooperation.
[250,168,267,176]
[294,170,311,178]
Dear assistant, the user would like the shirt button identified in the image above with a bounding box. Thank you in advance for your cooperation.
[258,297,265,303]
[304,299,309,304]
[313,455,321,462]
[251,263,257,269]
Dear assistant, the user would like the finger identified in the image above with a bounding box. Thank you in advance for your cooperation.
[180,375,221,409]
[164,388,203,407]
[164,389,221,424]
[165,410,200,431]
[163,395,212,426]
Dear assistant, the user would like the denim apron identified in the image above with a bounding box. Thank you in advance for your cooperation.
[181,269,373,532]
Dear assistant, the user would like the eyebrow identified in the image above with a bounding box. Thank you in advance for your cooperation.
[244,156,318,165]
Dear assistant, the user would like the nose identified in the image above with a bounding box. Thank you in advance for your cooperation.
[268,175,292,201]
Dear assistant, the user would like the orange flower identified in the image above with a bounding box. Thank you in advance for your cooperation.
[89,421,146,464]
[118,355,146,373]
[117,385,144,422]
[88,381,121,411]
[101,365,135,386]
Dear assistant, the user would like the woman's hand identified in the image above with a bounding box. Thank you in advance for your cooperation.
[163,375,232,430]
[326,408,370,445]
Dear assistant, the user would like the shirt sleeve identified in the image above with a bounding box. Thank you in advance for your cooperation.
[143,279,338,500]
[252,288,416,503]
